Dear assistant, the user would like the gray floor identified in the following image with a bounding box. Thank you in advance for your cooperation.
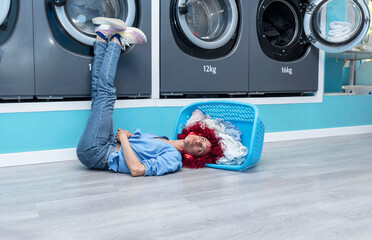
[1,133,372,240]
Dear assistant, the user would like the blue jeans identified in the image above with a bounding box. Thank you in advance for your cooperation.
[76,41,122,169]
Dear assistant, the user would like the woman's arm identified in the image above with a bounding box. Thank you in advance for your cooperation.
[116,129,145,177]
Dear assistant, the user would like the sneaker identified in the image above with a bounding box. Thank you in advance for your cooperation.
[111,27,147,50]
[92,17,127,30]
[118,27,147,45]
[95,24,125,41]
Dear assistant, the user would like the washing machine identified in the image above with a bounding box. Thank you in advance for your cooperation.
[160,0,249,97]
[0,0,34,100]
[33,0,151,99]
[249,0,370,95]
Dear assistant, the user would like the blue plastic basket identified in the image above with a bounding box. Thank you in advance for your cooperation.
[172,101,265,171]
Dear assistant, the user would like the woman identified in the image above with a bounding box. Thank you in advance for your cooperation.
[76,18,223,177]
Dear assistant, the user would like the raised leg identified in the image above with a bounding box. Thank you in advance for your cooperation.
[76,41,122,169]
[91,38,108,105]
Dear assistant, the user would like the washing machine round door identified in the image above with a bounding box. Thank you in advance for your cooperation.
[0,0,11,26]
[175,0,239,50]
[53,0,136,46]
[304,0,370,52]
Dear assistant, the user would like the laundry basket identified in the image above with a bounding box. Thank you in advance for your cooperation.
[172,101,265,171]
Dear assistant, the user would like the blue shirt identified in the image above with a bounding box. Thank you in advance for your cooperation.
[107,129,182,176]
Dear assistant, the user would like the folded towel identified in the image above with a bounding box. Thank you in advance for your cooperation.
[328,21,352,42]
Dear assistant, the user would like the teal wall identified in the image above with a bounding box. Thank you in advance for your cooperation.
[1,95,372,154]
[324,57,344,92]
[323,56,354,92]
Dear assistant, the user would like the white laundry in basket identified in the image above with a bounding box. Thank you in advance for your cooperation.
[185,109,248,165]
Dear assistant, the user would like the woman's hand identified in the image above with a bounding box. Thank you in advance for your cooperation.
[114,128,145,177]
[115,128,133,142]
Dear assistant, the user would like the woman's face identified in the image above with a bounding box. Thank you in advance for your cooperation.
[183,135,211,157]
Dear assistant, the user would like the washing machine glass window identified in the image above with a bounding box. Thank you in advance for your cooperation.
[176,0,239,49]
[66,0,121,36]
[54,0,136,46]
[0,0,11,26]
[184,0,226,41]
[304,0,371,52]
[262,1,300,47]
[313,0,363,43]
[257,0,309,62]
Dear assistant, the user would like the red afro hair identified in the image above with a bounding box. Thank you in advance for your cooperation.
[177,121,224,168]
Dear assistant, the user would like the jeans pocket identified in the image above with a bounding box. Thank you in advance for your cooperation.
[77,151,95,168]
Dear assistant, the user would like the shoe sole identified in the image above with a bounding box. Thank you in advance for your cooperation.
[92,17,127,30]
[119,27,147,45]
[95,25,126,40]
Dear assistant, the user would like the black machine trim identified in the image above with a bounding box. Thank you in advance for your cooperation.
[257,0,311,62]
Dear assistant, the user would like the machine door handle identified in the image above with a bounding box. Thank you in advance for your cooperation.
[178,4,188,15]
[0,18,8,29]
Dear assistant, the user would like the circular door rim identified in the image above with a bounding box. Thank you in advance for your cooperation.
[176,0,239,50]
[304,0,370,53]
[0,0,11,26]
[54,0,136,46]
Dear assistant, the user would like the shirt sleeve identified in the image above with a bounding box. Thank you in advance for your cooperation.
[142,151,182,176]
